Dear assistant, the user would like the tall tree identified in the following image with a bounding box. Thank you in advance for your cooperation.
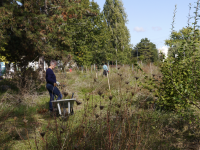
[133,38,158,63]
[0,0,98,86]
[0,0,97,65]
[103,0,131,64]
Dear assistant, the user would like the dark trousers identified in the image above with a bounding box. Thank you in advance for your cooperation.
[46,83,62,111]
[103,70,107,76]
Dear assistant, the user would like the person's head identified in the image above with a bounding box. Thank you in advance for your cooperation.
[50,60,57,69]
[104,63,107,65]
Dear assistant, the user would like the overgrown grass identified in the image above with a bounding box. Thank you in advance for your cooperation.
[1,63,200,149]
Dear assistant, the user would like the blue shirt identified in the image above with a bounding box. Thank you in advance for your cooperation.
[103,65,108,71]
[46,68,56,86]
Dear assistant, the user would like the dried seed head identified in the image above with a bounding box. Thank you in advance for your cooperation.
[95,104,97,108]
[100,106,104,110]
[40,132,45,137]
[63,92,68,97]
[86,97,89,101]
[118,67,121,70]
[115,110,119,115]
[121,116,124,121]
[125,81,129,84]
[135,77,139,80]
[118,73,122,76]
[117,104,121,108]
[94,78,97,82]
[60,130,64,134]
[95,114,99,118]
[98,91,103,96]
[109,95,113,100]
[102,95,104,99]
[131,91,134,96]
[152,74,156,77]
[76,100,82,105]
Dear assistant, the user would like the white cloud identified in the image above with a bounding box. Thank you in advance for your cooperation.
[134,27,145,32]
[152,27,162,31]
[158,46,169,58]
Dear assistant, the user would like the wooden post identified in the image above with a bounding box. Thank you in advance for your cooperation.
[150,62,152,75]
[96,66,97,79]
[38,56,44,80]
[107,73,111,93]
[132,64,133,71]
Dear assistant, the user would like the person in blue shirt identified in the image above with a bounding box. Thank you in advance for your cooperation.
[46,60,62,113]
[103,63,109,77]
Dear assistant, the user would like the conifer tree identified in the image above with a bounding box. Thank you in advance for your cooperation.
[133,38,158,63]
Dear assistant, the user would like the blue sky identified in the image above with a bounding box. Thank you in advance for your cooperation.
[93,0,200,56]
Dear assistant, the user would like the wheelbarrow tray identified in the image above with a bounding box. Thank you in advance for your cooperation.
[51,99,76,116]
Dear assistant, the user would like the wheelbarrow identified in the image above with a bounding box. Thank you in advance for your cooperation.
[51,93,76,116]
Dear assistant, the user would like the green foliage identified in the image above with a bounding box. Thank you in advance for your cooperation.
[132,38,159,63]
[157,1,200,111]
[158,30,200,110]
[165,27,200,58]
[0,0,132,67]
[103,0,131,64]
[136,2,200,112]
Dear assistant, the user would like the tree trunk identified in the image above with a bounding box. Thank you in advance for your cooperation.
[44,0,47,14]
[38,56,44,80]
[0,0,3,7]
